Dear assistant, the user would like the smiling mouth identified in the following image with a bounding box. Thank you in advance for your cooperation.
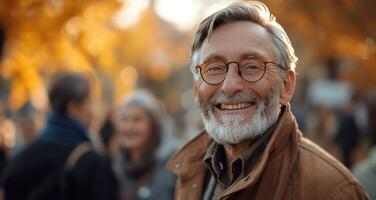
[216,102,255,110]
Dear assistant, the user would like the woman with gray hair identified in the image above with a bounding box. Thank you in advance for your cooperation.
[111,89,178,200]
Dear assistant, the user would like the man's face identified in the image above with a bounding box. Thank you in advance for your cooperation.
[193,21,286,144]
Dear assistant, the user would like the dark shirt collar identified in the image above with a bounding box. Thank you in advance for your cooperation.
[203,117,280,188]
[204,142,228,187]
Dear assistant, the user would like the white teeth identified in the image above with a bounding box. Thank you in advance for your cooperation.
[219,103,252,110]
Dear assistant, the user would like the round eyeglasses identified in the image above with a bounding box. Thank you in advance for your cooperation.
[195,56,285,85]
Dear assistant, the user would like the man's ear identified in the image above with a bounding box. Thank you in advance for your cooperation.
[279,70,296,105]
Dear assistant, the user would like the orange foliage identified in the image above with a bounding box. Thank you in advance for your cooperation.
[0,0,374,111]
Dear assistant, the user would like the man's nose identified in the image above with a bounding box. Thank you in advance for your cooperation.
[220,64,244,96]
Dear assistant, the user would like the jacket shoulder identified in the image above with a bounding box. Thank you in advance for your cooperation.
[299,138,354,181]
[296,138,368,199]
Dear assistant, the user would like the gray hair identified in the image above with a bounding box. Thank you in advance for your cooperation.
[190,1,298,79]
[118,89,180,160]
[120,89,163,120]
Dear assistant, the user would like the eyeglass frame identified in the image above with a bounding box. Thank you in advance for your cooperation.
[195,56,285,85]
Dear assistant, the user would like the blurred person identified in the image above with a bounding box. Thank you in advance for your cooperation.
[336,97,361,168]
[0,102,11,181]
[111,89,178,200]
[0,26,9,198]
[17,108,38,146]
[354,97,369,135]
[305,106,339,157]
[1,72,117,200]
[166,1,369,199]
[8,102,40,158]
[353,100,376,199]
[99,112,115,154]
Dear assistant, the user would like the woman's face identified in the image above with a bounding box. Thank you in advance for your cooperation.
[117,104,153,151]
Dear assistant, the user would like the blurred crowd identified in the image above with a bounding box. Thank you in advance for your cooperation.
[0,72,184,199]
[0,69,374,199]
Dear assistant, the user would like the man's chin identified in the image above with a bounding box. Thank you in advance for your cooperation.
[203,117,258,144]
[206,126,256,145]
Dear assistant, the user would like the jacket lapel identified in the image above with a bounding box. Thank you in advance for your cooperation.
[167,104,300,200]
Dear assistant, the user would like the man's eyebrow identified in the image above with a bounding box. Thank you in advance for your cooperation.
[201,54,225,62]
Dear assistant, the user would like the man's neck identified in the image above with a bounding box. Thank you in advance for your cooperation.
[223,141,250,181]
[223,134,262,160]
[223,142,249,163]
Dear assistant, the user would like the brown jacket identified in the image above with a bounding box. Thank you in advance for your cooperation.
[167,104,369,200]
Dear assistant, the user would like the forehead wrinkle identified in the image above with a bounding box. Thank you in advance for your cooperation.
[199,22,279,64]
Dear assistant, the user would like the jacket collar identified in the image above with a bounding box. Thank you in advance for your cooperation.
[167,104,299,197]
[38,112,90,147]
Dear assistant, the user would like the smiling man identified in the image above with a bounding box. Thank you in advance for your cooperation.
[167,1,369,200]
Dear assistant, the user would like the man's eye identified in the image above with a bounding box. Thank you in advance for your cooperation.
[208,66,225,71]
[204,65,226,74]
[241,65,262,74]
[244,65,259,70]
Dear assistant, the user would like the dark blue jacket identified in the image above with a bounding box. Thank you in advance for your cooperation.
[1,113,117,200]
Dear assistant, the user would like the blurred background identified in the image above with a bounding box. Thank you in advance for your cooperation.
[0,0,375,169]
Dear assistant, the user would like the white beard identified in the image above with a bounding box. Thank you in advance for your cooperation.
[199,85,281,144]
